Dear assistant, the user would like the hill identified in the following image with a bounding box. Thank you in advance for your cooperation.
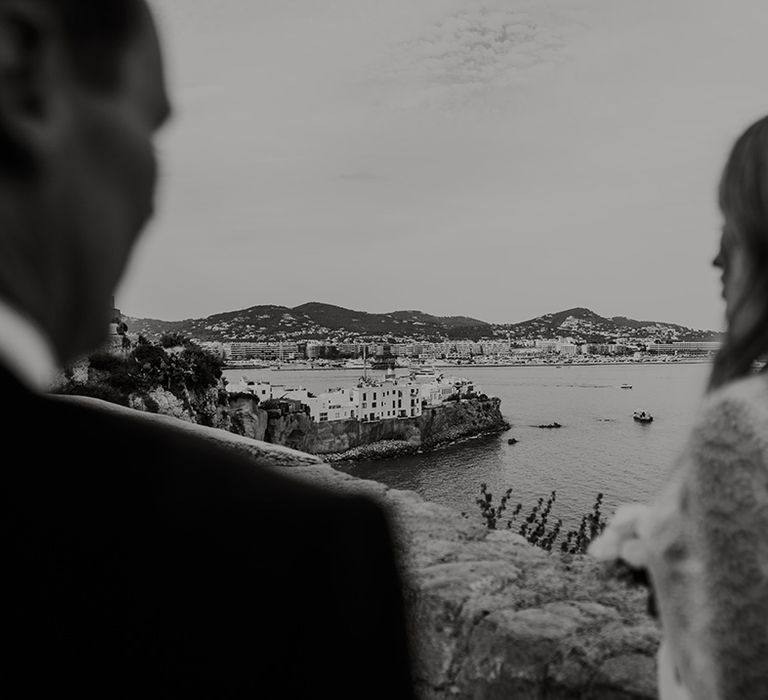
[496,307,721,343]
[127,302,491,342]
[126,303,721,344]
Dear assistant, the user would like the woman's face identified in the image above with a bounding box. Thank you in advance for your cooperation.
[713,218,751,328]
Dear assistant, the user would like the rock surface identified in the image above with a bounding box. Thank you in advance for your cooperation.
[419,398,510,450]
[290,466,660,700]
[62,398,660,699]
[222,393,268,441]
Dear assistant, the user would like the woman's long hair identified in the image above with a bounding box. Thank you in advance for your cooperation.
[709,115,768,392]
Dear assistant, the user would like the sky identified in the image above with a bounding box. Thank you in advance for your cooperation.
[118,0,768,330]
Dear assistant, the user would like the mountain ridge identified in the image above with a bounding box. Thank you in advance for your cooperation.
[124,303,722,344]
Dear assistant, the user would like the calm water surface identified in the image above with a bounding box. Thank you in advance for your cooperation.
[225,363,711,527]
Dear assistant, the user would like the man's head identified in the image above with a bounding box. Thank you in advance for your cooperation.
[0,0,170,366]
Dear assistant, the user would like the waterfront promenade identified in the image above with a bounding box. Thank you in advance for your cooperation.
[226,356,713,371]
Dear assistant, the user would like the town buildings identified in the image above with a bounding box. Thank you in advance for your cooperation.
[220,334,723,367]
[226,371,478,423]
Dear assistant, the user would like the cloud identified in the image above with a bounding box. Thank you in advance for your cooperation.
[373,1,585,108]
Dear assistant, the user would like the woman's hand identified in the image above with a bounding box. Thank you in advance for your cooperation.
[587,502,653,568]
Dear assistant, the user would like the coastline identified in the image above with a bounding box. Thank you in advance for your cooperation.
[260,396,511,460]
[321,422,511,463]
[225,358,713,372]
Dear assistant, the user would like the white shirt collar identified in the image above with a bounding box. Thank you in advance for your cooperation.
[0,299,57,391]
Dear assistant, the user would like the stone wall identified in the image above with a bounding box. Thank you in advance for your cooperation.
[61,397,659,699]
[293,466,659,700]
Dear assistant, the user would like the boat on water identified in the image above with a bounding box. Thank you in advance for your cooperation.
[407,361,443,382]
[633,410,653,423]
[409,368,443,382]
[620,383,633,389]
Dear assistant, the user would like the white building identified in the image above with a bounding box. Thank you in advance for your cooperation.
[349,378,422,422]
[304,388,356,422]
[557,343,579,355]
[646,341,721,354]
[225,377,274,400]
[225,379,310,403]
[417,375,476,405]
[226,372,479,424]
[227,342,300,362]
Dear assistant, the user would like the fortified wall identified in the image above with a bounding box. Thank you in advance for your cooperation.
[63,396,660,699]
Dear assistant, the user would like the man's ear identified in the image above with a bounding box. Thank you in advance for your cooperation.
[0,1,62,175]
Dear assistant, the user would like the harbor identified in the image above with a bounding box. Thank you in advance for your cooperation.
[225,362,711,530]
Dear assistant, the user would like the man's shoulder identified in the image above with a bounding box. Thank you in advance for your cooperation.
[36,393,355,513]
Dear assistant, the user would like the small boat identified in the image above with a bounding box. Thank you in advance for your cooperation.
[537,422,562,429]
[620,383,633,389]
[507,438,519,445]
[633,410,653,423]
[409,367,442,382]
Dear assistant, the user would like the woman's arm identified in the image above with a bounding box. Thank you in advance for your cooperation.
[649,392,768,700]
[687,396,768,698]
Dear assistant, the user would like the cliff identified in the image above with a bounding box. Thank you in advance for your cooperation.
[58,347,508,459]
[419,397,508,450]
[264,397,510,459]
[56,350,270,442]
[60,397,659,699]
[224,393,268,441]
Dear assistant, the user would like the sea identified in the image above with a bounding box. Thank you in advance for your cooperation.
[223,362,711,529]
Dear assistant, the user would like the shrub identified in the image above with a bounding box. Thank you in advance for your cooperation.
[129,343,175,391]
[131,343,168,368]
[180,345,223,392]
[66,337,225,414]
[88,351,125,373]
[160,332,191,348]
[474,484,607,554]
[106,356,153,395]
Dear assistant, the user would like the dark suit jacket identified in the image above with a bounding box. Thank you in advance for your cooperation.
[0,366,415,698]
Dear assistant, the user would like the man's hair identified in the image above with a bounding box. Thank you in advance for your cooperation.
[42,0,146,90]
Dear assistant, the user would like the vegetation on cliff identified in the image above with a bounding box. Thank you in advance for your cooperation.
[475,484,609,554]
[474,483,656,619]
[56,334,226,425]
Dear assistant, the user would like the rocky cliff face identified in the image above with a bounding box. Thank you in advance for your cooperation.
[262,397,509,457]
[418,397,508,450]
[263,409,317,453]
[313,414,422,454]
[220,394,268,441]
[58,361,270,442]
